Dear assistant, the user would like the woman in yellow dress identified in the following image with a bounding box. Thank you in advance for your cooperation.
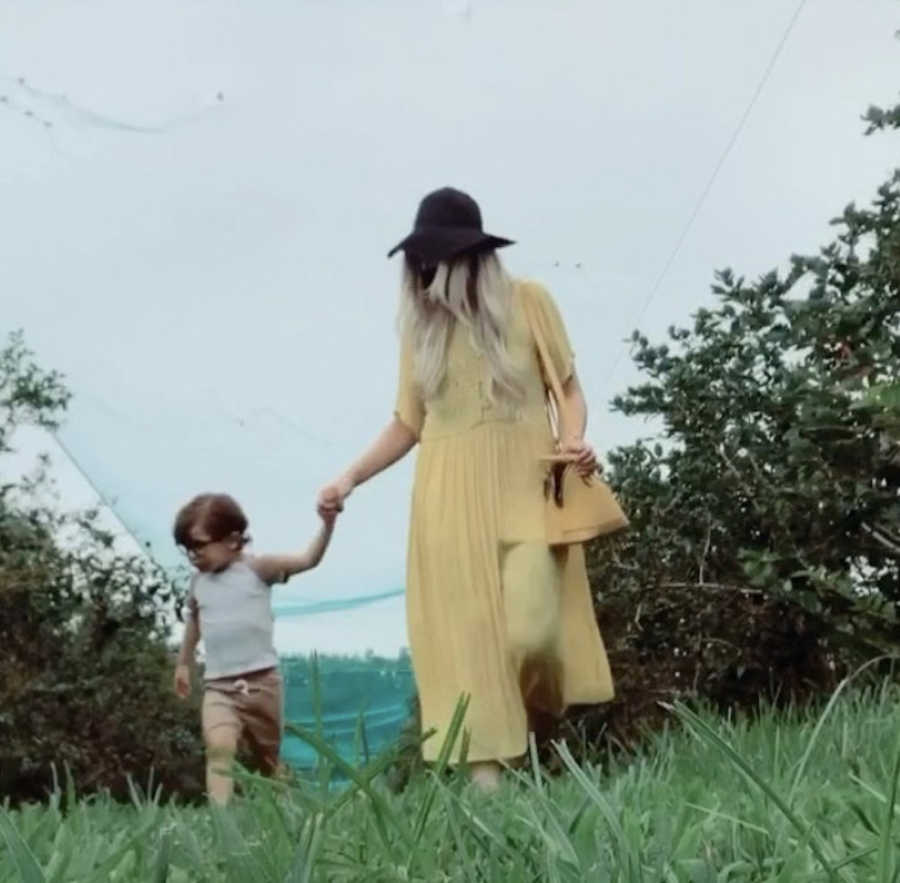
[318,188,613,790]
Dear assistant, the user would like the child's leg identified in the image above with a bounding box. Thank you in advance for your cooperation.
[240,669,284,778]
[202,689,242,806]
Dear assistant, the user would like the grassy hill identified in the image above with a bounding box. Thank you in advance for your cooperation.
[3,680,899,881]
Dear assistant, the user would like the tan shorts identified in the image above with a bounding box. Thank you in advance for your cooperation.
[202,667,283,775]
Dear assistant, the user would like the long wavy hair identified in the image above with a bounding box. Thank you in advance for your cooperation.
[398,251,525,408]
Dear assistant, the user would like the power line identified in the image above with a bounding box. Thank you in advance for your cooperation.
[49,429,160,566]
[602,0,809,395]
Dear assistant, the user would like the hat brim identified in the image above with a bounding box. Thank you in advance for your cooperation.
[387,227,515,264]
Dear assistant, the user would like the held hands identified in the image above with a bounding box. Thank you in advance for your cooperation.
[317,474,354,518]
[174,664,191,699]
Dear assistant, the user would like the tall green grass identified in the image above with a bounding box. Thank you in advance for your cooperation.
[3,680,900,881]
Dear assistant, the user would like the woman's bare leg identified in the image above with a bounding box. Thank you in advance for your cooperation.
[470,760,501,791]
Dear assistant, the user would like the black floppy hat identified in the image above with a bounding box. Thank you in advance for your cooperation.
[387,187,515,267]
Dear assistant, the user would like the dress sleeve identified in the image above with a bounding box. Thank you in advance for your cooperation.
[394,331,425,437]
[523,281,575,386]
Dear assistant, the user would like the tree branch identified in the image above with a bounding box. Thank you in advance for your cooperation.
[862,522,900,556]
[661,581,764,596]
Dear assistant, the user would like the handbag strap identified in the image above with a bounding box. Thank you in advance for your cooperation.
[521,284,570,442]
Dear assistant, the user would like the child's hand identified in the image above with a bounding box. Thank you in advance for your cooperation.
[174,664,191,699]
[317,475,353,516]
[320,508,338,529]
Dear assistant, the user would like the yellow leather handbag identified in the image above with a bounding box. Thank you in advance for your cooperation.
[523,292,630,546]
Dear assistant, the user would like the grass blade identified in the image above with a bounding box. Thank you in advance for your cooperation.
[666,701,840,883]
[286,721,412,854]
[878,730,900,883]
[412,694,470,845]
[789,656,898,804]
[152,829,172,883]
[284,812,324,883]
[553,741,642,881]
[0,812,47,883]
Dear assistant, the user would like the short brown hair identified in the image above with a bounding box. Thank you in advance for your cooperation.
[173,493,249,548]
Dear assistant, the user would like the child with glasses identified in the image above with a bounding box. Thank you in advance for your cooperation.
[172,492,335,805]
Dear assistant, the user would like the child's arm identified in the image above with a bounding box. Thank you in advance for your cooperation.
[251,512,337,585]
[174,594,200,699]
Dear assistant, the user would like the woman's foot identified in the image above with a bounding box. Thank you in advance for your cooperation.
[470,761,501,792]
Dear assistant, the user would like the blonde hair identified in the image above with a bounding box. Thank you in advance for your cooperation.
[398,252,525,407]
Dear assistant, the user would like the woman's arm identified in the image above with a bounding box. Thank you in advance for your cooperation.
[558,371,598,476]
[317,417,418,515]
[560,372,588,443]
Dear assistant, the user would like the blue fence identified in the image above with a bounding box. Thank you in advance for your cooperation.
[279,655,415,770]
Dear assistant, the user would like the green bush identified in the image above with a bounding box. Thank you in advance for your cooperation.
[574,98,900,757]
[0,332,205,803]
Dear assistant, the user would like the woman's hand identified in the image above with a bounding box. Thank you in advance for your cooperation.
[559,437,599,478]
[316,419,417,518]
[317,474,355,517]
[174,664,191,699]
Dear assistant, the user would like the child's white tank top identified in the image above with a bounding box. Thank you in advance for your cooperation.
[188,558,278,680]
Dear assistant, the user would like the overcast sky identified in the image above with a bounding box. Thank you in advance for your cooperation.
[3,0,898,654]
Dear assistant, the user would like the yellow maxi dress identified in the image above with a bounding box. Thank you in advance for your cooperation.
[395,280,614,763]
